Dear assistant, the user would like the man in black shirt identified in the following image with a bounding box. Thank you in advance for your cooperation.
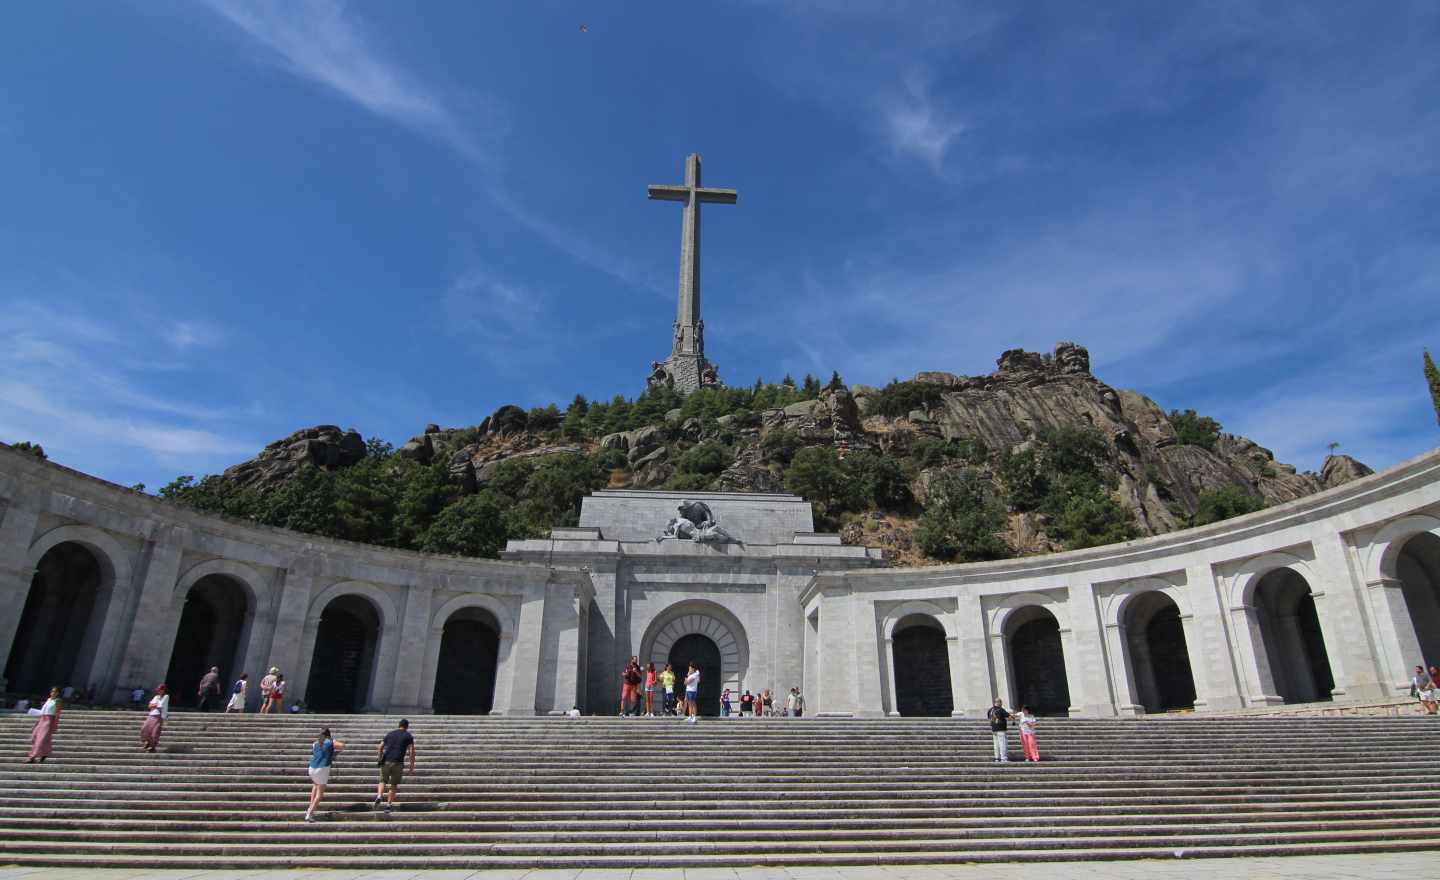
[987,699,1011,763]
[374,719,416,811]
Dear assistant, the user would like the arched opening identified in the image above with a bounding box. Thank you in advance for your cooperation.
[668,633,721,716]
[4,542,105,695]
[305,595,382,712]
[1005,606,1070,716]
[431,607,501,715]
[1396,532,1440,666]
[165,575,251,707]
[1253,568,1334,704]
[891,614,953,717]
[1121,591,1196,713]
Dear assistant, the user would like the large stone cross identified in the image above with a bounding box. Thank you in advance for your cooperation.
[648,153,736,365]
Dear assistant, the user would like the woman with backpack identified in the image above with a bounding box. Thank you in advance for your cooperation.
[225,673,249,713]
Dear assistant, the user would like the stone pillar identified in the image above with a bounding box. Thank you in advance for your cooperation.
[812,581,857,716]
[1229,603,1284,706]
[1184,563,1244,712]
[882,635,899,716]
[501,578,549,716]
[1065,582,1114,717]
[988,631,1012,708]
[109,529,185,701]
[942,632,966,717]
[385,581,435,714]
[1364,576,1426,694]
[583,562,619,716]
[534,578,591,715]
[0,502,40,690]
[1104,622,1144,716]
[954,590,989,717]
[1311,536,1387,701]
[267,558,317,706]
[1058,627,1090,716]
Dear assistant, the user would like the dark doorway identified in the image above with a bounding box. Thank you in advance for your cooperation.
[1123,592,1196,713]
[892,615,953,716]
[668,633,721,716]
[305,595,381,712]
[1007,607,1070,716]
[432,608,501,714]
[4,542,104,695]
[165,575,250,706]
[1397,532,1440,665]
[1254,568,1334,704]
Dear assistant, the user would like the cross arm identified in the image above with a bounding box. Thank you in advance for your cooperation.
[695,187,737,204]
[647,185,689,202]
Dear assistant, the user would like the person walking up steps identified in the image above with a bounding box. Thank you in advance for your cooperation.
[305,726,345,822]
[196,666,222,712]
[27,687,62,763]
[987,698,1011,763]
[1017,705,1040,762]
[259,668,279,714]
[374,719,416,812]
[685,662,701,724]
[225,673,248,713]
[140,685,169,752]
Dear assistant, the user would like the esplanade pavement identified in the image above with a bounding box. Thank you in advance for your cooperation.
[2,441,1439,719]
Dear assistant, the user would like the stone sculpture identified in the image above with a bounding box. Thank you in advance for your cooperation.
[659,498,732,543]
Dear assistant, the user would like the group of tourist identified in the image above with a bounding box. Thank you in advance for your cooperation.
[718,687,805,717]
[618,658,701,722]
[1412,664,1440,714]
[986,698,1041,762]
[305,718,417,822]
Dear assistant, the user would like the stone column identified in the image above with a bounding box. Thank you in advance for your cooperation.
[942,632,966,718]
[1058,627,1089,716]
[267,558,318,705]
[583,561,619,716]
[1364,576,1425,695]
[988,631,1012,708]
[954,590,989,717]
[108,529,185,701]
[1104,622,1144,715]
[385,581,435,713]
[1311,535,1386,702]
[501,578,549,716]
[1229,603,1284,706]
[1065,582,1114,717]
[1185,563,1244,712]
[534,578,590,715]
[812,581,856,716]
[0,502,40,690]
[882,635,899,716]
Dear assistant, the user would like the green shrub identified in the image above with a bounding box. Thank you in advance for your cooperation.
[760,428,801,464]
[678,441,729,475]
[868,380,948,418]
[916,469,1011,562]
[1169,409,1222,451]
[665,472,714,492]
[1193,486,1264,526]
[784,446,857,525]
[1049,491,1138,550]
[421,492,511,558]
[844,451,912,511]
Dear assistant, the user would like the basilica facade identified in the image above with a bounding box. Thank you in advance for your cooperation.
[2,442,1438,717]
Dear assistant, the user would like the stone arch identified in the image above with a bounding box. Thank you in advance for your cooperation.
[7,525,135,695]
[1250,566,1334,704]
[884,606,954,717]
[1231,551,1318,609]
[988,591,1072,638]
[429,592,516,637]
[421,592,519,715]
[1390,531,1440,668]
[171,558,271,617]
[997,600,1071,716]
[1118,590,1196,713]
[431,603,504,715]
[297,580,400,712]
[1366,514,1440,584]
[164,567,256,706]
[640,600,750,714]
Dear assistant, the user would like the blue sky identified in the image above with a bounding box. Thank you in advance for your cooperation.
[2,1,1438,492]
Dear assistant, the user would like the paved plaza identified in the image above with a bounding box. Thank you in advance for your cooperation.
[2,853,1437,880]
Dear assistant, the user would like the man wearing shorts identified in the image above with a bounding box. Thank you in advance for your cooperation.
[374,719,416,811]
[619,657,641,716]
[685,662,700,724]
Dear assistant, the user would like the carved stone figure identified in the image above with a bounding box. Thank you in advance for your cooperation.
[659,498,732,543]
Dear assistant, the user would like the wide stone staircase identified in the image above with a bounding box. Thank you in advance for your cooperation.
[2,711,1438,869]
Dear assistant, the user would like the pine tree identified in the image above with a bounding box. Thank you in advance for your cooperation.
[1426,350,1440,428]
[827,370,844,390]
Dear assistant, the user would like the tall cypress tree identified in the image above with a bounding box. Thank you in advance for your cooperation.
[1425,350,1440,428]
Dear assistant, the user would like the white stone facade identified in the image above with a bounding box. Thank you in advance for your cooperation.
[2,443,1439,718]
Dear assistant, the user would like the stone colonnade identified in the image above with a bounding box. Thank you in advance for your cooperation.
[0,447,591,715]
[804,448,1440,716]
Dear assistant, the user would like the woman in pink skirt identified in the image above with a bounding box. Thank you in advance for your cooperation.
[140,684,169,752]
[27,687,62,763]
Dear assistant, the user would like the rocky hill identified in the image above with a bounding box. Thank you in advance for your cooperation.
[165,343,1371,564]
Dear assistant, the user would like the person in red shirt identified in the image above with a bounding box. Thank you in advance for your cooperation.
[619,657,641,717]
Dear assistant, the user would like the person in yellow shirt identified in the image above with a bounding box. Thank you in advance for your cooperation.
[659,664,677,716]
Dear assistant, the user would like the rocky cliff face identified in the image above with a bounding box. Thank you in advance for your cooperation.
[209,343,1367,559]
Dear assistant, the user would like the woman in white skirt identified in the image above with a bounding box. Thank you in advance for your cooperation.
[305,727,345,822]
[225,673,249,713]
[1414,666,1437,715]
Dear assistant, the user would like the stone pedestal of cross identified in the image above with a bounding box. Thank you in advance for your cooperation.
[646,153,736,394]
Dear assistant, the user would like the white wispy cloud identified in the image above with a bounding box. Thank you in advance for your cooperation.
[202,0,501,165]
[165,320,224,350]
[879,70,966,174]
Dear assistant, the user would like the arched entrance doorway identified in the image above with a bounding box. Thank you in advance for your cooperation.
[431,607,501,714]
[1006,606,1070,716]
[165,575,251,707]
[1122,592,1196,713]
[4,542,105,695]
[1253,568,1334,704]
[668,633,722,715]
[1396,532,1440,665]
[305,595,382,712]
[892,614,953,717]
